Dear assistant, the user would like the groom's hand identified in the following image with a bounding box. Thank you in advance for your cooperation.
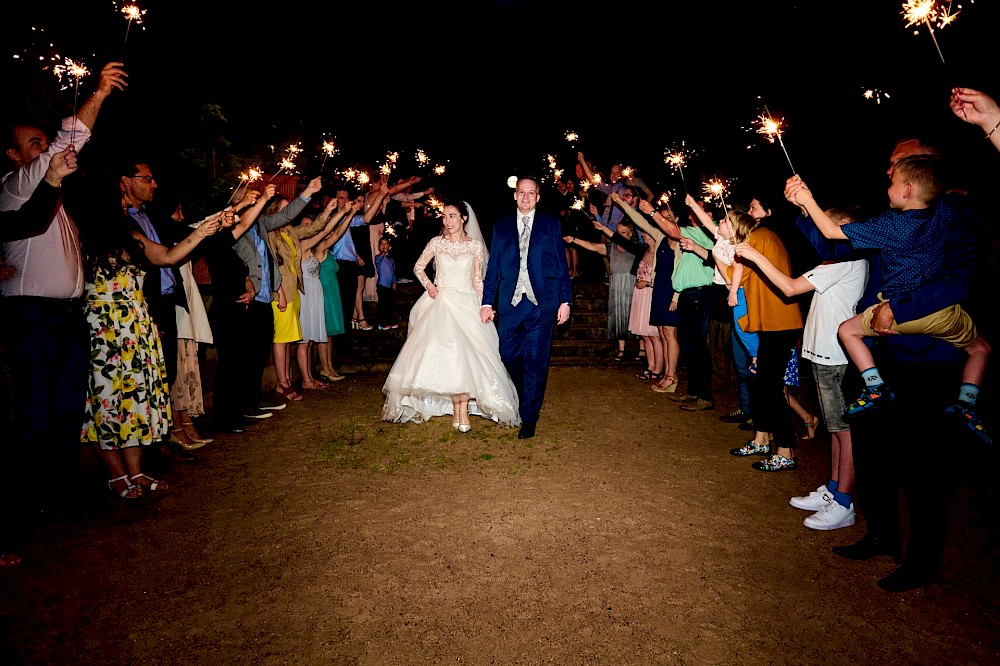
[480,306,495,324]
[556,303,570,325]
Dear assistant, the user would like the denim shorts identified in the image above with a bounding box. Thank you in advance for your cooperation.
[812,362,849,433]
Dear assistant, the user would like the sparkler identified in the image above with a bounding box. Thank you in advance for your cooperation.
[320,139,337,171]
[267,144,301,183]
[901,0,960,64]
[664,143,693,194]
[225,167,263,206]
[433,164,446,176]
[657,192,675,216]
[119,3,146,58]
[53,57,90,148]
[754,112,797,175]
[702,178,730,218]
[862,87,891,105]
[565,130,579,145]
[415,148,430,167]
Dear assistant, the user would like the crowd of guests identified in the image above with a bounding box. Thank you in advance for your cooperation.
[0,61,440,568]
[0,59,996,594]
[549,92,997,592]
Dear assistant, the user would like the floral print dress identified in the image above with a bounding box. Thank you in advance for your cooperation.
[81,260,172,450]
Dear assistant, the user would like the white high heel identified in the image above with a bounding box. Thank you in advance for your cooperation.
[458,424,471,433]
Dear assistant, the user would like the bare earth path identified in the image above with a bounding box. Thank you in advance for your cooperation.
[2,366,998,665]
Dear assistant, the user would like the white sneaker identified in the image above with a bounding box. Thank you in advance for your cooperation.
[803,500,856,531]
[789,485,831,511]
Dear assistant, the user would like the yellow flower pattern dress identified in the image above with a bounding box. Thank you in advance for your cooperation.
[81,260,172,449]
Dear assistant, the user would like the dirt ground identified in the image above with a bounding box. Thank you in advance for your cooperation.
[1,362,998,665]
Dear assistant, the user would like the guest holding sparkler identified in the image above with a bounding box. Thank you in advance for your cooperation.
[1,62,127,521]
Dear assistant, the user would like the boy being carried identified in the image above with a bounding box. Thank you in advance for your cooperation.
[784,156,991,445]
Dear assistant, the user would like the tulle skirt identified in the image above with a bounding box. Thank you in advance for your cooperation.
[381,286,520,427]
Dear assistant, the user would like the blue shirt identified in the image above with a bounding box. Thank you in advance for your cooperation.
[375,254,395,288]
[128,207,176,295]
[249,227,272,303]
[332,214,363,261]
[842,202,954,299]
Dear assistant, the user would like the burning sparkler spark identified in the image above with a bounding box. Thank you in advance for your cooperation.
[753,112,797,175]
[901,0,960,64]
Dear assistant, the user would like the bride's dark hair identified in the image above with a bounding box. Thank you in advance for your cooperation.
[440,198,468,221]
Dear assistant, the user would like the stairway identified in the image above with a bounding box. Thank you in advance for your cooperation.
[351,279,619,369]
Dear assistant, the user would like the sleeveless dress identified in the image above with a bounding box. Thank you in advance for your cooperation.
[628,255,658,337]
[298,253,327,343]
[607,242,638,340]
[318,252,345,336]
[272,231,302,343]
[649,239,680,327]
[81,261,172,450]
[381,236,519,427]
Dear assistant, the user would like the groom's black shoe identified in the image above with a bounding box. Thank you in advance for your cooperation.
[518,422,536,439]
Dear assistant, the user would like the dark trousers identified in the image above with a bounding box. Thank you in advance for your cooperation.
[498,302,557,424]
[850,345,960,573]
[677,285,714,401]
[1,297,89,511]
[335,260,360,353]
[245,300,275,409]
[208,300,250,427]
[376,285,396,326]
[749,330,799,451]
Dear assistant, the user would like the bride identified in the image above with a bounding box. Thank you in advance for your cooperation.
[381,199,520,431]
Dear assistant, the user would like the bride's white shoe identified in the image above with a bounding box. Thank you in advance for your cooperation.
[458,423,471,433]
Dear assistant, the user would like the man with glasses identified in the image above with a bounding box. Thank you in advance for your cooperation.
[120,160,196,463]
[1,62,128,521]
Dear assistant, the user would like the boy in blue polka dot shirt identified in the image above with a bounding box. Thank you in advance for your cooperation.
[784,154,991,445]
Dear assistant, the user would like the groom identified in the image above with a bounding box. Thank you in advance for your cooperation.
[480,175,572,439]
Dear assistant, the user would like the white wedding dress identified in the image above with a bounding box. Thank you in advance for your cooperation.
[381,235,520,427]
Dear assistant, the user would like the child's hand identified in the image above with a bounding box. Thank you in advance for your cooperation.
[727,293,738,307]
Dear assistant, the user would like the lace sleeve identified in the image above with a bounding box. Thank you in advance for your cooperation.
[414,237,437,289]
[472,240,484,298]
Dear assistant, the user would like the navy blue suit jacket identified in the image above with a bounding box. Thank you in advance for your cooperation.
[481,209,572,315]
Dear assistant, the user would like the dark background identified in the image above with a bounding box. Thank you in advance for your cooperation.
[4,1,1000,226]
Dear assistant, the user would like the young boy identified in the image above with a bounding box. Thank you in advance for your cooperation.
[375,237,398,330]
[785,155,991,445]
[735,207,868,530]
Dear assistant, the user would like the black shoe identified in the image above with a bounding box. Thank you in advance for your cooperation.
[242,408,273,420]
[258,398,287,411]
[876,563,941,592]
[719,408,749,423]
[738,418,755,432]
[832,534,902,562]
[518,422,536,439]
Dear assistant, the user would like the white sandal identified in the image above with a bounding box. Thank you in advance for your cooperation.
[108,475,142,499]
[130,473,167,491]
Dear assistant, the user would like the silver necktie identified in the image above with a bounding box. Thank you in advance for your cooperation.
[512,216,537,306]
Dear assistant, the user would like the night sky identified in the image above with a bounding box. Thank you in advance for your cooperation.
[5,1,1000,224]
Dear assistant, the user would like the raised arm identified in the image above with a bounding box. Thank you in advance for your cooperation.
[73,62,128,142]
[950,87,1000,153]
[684,194,718,237]
[228,185,276,240]
[784,176,847,240]
[733,242,814,297]
[135,214,222,267]
[300,200,348,251]
[315,201,361,253]
[610,191,665,242]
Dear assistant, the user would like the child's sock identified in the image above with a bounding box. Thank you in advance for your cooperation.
[959,383,980,406]
[826,479,838,494]
[861,367,883,388]
[832,490,853,509]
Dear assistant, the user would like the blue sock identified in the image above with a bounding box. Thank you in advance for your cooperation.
[832,490,853,509]
[861,367,883,388]
[826,479,838,493]
[959,383,980,406]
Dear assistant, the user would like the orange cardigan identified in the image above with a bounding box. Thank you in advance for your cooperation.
[728,227,803,333]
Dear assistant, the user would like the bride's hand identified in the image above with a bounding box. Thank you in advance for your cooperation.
[426,284,439,299]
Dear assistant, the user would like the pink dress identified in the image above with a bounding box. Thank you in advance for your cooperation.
[628,256,658,337]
